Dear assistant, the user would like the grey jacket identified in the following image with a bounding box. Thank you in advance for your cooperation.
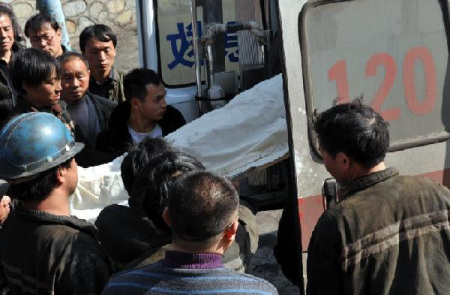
[307,168,450,295]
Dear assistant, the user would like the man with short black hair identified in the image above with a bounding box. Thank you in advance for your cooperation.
[59,52,116,148]
[7,48,115,167]
[25,13,67,57]
[102,171,277,295]
[95,138,174,268]
[0,112,114,294]
[97,145,258,273]
[307,99,450,294]
[120,138,173,194]
[8,47,65,120]
[96,68,186,155]
[79,24,125,102]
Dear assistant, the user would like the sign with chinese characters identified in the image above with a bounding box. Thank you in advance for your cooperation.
[157,1,239,86]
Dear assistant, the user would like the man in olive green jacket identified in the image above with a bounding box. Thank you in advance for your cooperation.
[307,99,450,295]
[80,24,125,103]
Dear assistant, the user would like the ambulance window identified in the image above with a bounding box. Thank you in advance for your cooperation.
[156,0,240,87]
[300,0,450,153]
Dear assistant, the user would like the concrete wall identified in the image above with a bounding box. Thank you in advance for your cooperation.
[6,0,139,71]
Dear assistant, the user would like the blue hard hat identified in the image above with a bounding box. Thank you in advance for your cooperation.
[0,112,84,181]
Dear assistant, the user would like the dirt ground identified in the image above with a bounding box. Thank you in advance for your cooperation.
[248,210,301,294]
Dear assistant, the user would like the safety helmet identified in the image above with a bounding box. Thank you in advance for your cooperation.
[0,112,84,181]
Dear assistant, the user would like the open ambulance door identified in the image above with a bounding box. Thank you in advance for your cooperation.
[279,0,450,290]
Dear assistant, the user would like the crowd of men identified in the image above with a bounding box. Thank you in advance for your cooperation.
[0,5,186,167]
[0,4,271,295]
[0,3,449,295]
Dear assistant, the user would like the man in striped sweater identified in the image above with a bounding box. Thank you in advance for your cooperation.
[102,171,278,295]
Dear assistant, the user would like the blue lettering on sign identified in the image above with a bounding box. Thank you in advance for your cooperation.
[224,22,239,62]
[166,21,239,70]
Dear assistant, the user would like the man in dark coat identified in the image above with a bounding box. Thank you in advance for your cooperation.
[7,48,114,167]
[25,13,69,58]
[7,48,65,123]
[0,4,24,123]
[59,52,116,149]
[307,99,450,295]
[0,112,114,294]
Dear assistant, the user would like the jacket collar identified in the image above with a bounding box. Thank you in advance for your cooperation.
[15,204,100,239]
[109,100,130,129]
[339,167,399,201]
[0,43,21,67]
[16,94,67,115]
[89,66,116,85]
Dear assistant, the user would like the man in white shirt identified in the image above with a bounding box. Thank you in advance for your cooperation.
[96,68,186,155]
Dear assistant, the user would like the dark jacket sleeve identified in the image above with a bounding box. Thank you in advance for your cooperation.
[89,93,117,131]
[111,70,126,104]
[56,232,115,295]
[0,82,13,124]
[273,200,303,287]
[95,130,110,154]
[73,124,117,168]
[95,101,133,155]
[306,212,343,295]
[0,67,14,124]
[161,105,186,136]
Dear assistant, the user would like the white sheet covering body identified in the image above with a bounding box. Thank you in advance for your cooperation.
[165,74,288,178]
[71,155,129,221]
[72,75,288,221]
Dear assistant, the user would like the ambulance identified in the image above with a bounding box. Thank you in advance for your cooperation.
[136,0,450,290]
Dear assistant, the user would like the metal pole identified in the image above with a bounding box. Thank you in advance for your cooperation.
[190,0,203,97]
[36,0,71,50]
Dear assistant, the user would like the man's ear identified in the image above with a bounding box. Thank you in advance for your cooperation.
[55,167,65,185]
[162,207,171,228]
[22,83,30,94]
[130,97,141,109]
[223,219,239,242]
[336,151,351,170]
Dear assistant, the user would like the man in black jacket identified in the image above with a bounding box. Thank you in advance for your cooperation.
[0,112,114,294]
[25,14,68,58]
[7,48,65,123]
[307,99,450,294]
[7,48,115,167]
[59,52,116,149]
[96,141,258,273]
[0,4,24,123]
[97,68,185,155]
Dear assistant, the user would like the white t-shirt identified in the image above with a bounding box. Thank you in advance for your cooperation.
[127,124,163,144]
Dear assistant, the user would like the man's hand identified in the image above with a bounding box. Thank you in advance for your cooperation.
[0,196,11,224]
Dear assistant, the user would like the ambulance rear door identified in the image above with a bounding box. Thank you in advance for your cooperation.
[279,0,450,288]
